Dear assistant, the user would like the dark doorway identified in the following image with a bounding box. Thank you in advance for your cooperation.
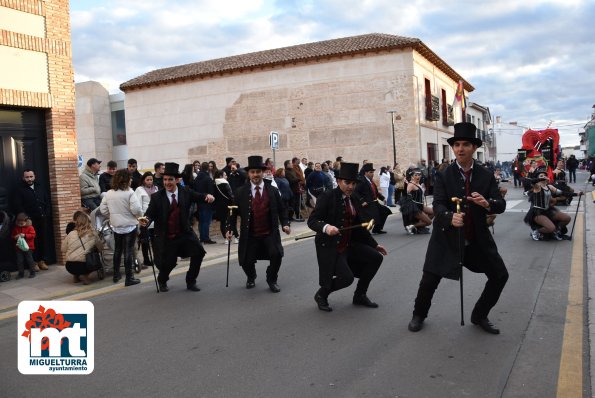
[0,107,56,266]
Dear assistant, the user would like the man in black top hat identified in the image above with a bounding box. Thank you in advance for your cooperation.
[140,162,215,292]
[355,163,389,234]
[228,155,290,292]
[308,162,387,311]
[407,122,508,334]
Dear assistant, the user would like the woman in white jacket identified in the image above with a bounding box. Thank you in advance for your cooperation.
[100,169,143,286]
[135,171,158,266]
[378,166,391,205]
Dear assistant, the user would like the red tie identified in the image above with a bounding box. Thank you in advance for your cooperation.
[370,181,377,199]
[462,169,474,240]
[171,193,177,209]
[254,186,261,202]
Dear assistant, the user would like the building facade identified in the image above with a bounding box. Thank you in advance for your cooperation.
[465,102,493,163]
[120,34,474,170]
[0,0,77,264]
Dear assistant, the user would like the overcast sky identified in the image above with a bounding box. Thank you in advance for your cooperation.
[69,0,594,147]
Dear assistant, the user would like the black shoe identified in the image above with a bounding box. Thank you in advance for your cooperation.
[246,279,256,289]
[293,218,305,222]
[125,276,141,286]
[352,294,379,308]
[267,281,281,293]
[373,230,387,234]
[471,317,500,334]
[158,283,169,292]
[408,315,424,332]
[16,272,24,280]
[314,293,332,312]
[113,273,122,283]
[201,239,217,244]
[187,283,201,292]
[29,272,36,278]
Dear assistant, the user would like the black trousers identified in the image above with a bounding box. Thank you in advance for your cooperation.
[319,241,383,298]
[30,216,45,262]
[413,255,509,320]
[242,234,282,283]
[113,229,137,276]
[157,235,205,286]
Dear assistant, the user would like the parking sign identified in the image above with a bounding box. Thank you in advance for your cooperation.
[269,131,279,150]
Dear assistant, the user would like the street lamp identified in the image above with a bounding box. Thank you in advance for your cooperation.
[387,110,401,166]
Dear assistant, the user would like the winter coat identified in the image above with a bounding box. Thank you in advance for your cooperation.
[79,166,101,199]
[12,221,35,250]
[99,188,143,228]
[61,230,102,262]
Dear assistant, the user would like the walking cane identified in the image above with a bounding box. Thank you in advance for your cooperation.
[451,197,465,326]
[138,218,159,293]
[568,192,583,241]
[226,206,238,287]
[294,219,375,241]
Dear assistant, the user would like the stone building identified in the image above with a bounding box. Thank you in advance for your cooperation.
[0,0,77,264]
[465,102,494,163]
[120,33,474,170]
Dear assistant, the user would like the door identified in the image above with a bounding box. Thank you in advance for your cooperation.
[0,107,56,266]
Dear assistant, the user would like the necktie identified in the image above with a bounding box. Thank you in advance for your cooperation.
[462,169,473,240]
[255,186,261,202]
[344,196,353,218]
[171,193,177,210]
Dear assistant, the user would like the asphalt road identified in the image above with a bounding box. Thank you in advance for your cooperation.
[0,185,586,398]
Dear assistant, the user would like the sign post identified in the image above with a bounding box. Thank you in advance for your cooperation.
[269,131,279,167]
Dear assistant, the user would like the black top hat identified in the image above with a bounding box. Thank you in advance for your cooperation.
[335,162,359,181]
[87,158,102,167]
[162,162,182,178]
[225,157,234,165]
[361,163,375,173]
[244,155,268,171]
[447,122,482,147]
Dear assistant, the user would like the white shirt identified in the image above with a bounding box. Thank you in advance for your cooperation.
[250,181,265,198]
[166,188,179,204]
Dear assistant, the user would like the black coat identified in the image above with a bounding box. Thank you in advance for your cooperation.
[307,188,378,286]
[222,166,247,195]
[192,171,215,209]
[354,176,385,223]
[144,187,208,264]
[231,180,289,267]
[13,181,50,218]
[423,162,507,280]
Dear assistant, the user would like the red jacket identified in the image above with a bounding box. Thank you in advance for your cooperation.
[12,224,36,250]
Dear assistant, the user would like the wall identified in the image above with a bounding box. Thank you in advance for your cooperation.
[0,0,77,263]
[124,50,427,170]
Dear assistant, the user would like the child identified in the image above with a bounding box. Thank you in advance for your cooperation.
[11,212,36,279]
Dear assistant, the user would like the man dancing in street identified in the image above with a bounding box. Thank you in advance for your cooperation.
[308,162,387,312]
[407,122,508,334]
[140,163,215,292]
[228,155,290,292]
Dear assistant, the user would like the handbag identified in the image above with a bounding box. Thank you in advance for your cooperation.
[16,236,29,252]
[79,235,101,271]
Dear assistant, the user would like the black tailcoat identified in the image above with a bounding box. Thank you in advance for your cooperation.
[424,162,506,280]
[354,176,388,224]
[307,188,378,286]
[232,180,289,267]
[144,187,207,266]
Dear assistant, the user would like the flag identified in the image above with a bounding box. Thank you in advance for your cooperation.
[453,80,466,111]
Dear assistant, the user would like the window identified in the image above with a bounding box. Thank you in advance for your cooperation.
[441,89,448,126]
[111,110,126,146]
[425,78,432,120]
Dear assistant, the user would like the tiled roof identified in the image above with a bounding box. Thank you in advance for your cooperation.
[120,33,473,92]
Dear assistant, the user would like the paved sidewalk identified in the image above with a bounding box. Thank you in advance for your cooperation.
[0,204,403,315]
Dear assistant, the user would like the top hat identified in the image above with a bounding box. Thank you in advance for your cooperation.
[244,155,268,171]
[335,162,360,181]
[225,157,234,165]
[162,162,182,178]
[361,163,375,173]
[87,158,102,167]
[447,122,482,147]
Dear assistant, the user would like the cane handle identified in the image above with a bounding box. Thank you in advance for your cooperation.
[451,197,462,214]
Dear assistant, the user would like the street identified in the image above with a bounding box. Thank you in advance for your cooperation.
[0,182,589,398]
